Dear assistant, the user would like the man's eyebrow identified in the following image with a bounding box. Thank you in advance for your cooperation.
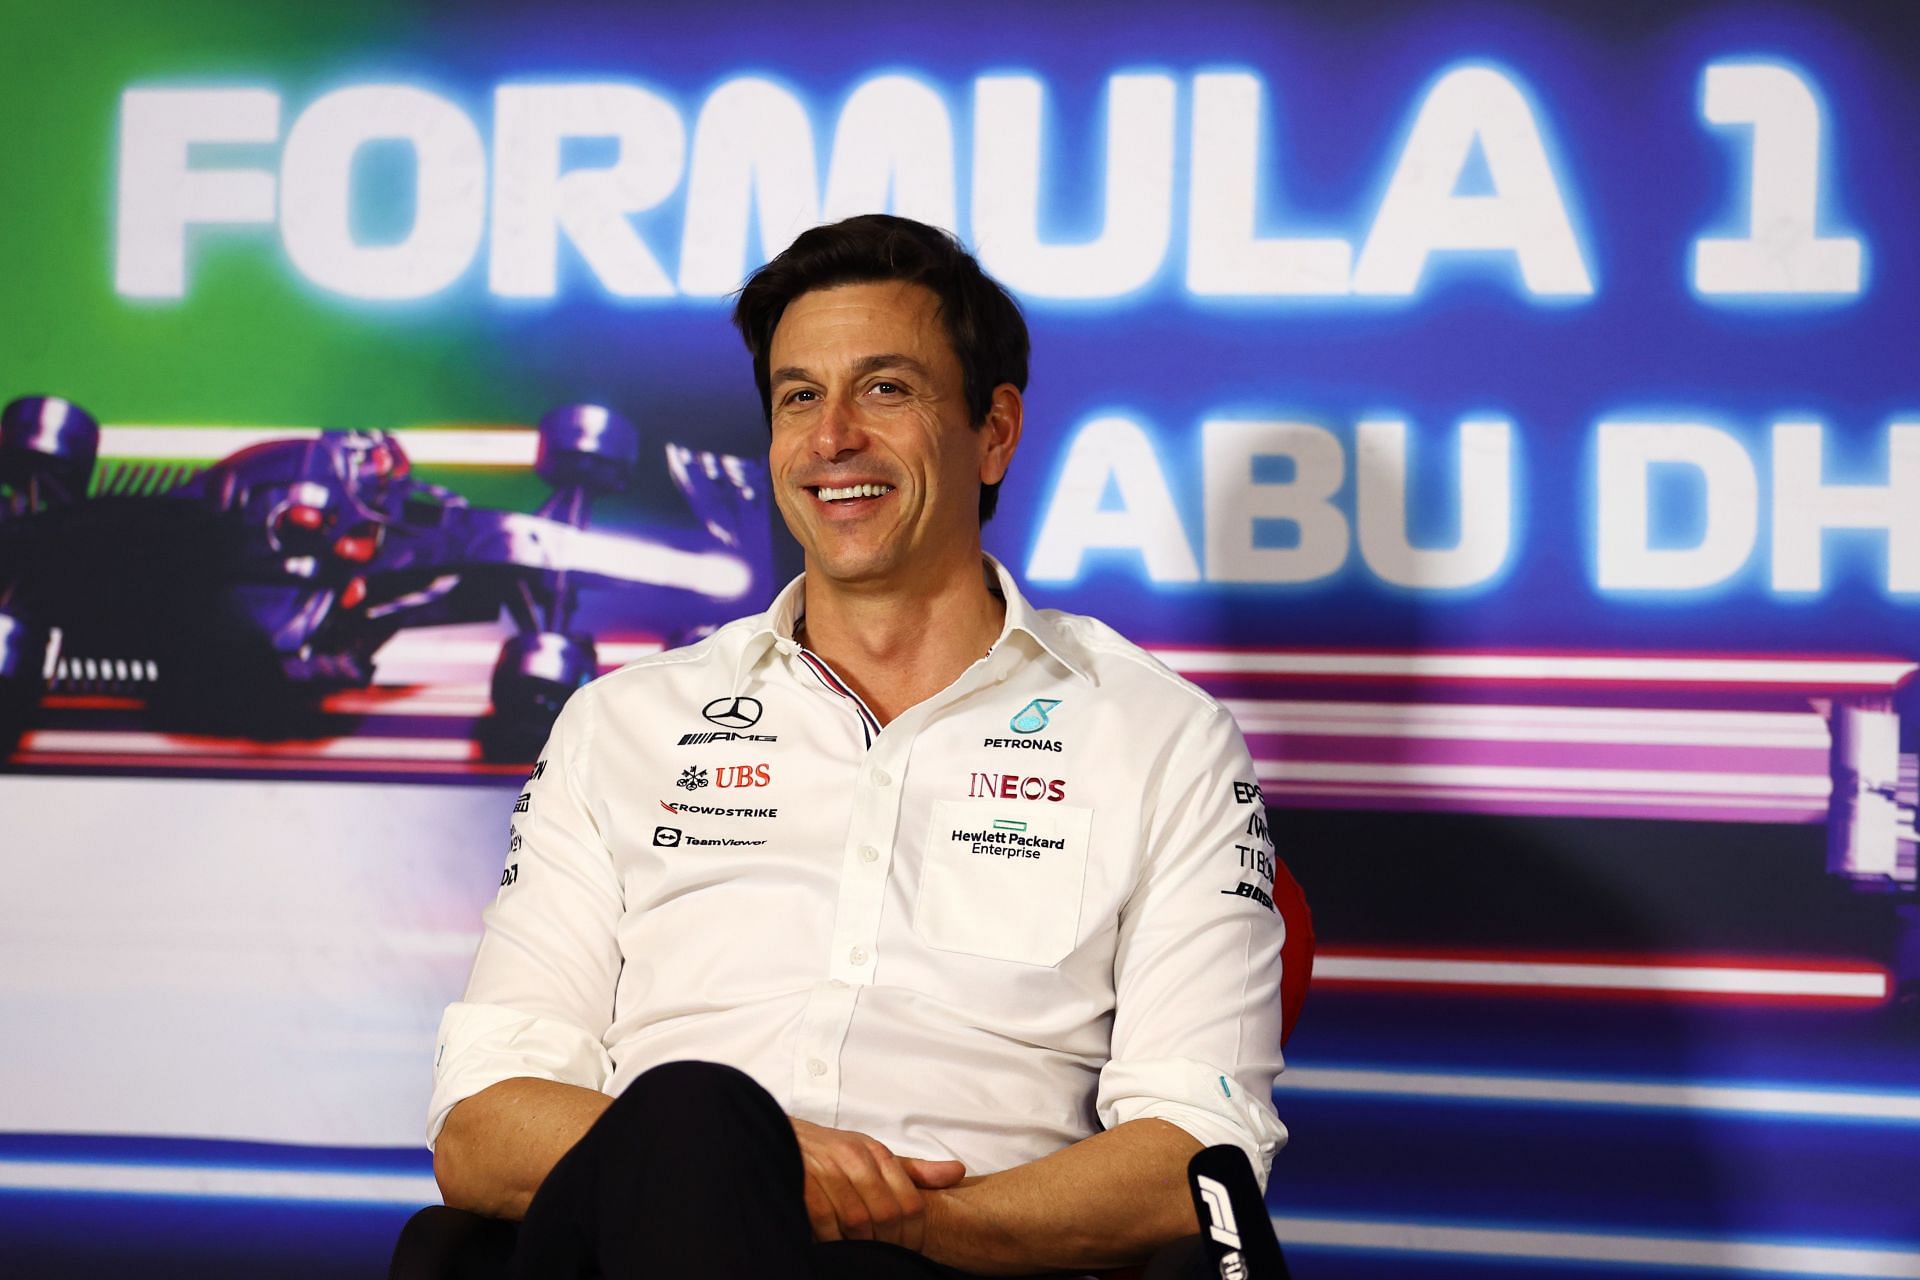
[850,353,932,379]
[771,354,932,387]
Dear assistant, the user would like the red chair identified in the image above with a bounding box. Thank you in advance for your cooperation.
[1274,856,1316,1049]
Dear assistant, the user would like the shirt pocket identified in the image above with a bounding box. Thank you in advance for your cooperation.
[914,799,1094,967]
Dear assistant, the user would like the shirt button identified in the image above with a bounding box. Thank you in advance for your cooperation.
[870,768,891,787]
[806,1058,828,1077]
[849,946,869,966]
[859,845,879,863]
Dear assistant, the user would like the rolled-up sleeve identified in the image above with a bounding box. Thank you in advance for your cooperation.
[426,687,624,1147]
[1096,702,1288,1189]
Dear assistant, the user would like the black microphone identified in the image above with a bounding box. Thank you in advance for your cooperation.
[1186,1145,1291,1280]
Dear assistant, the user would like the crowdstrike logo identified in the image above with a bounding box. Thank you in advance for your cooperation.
[660,800,779,818]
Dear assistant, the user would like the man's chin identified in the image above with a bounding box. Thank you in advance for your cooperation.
[805,549,903,588]
[794,533,913,583]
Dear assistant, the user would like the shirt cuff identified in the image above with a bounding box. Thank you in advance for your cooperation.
[1096,1057,1288,1193]
[426,1001,615,1149]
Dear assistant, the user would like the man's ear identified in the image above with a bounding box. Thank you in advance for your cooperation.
[979,383,1023,486]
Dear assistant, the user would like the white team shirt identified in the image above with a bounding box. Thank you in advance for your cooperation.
[429,557,1288,1185]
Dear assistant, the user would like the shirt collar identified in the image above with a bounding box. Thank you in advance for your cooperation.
[729,553,1094,693]
[728,571,807,693]
[982,554,1094,684]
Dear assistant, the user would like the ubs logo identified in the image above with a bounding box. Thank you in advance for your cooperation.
[968,772,1067,802]
[703,696,763,729]
[715,763,771,788]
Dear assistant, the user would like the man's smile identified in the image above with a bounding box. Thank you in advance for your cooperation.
[807,482,897,507]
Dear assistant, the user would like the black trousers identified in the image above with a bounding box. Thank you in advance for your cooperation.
[507,1060,1212,1280]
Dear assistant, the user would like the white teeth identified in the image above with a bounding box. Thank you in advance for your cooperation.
[815,483,894,502]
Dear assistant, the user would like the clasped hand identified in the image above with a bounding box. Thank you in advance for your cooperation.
[790,1117,967,1251]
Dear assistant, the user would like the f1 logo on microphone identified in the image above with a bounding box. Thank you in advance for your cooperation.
[1188,1145,1288,1279]
[1195,1174,1240,1249]
[1195,1173,1246,1278]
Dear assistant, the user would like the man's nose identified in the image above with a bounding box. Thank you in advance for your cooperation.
[810,391,868,459]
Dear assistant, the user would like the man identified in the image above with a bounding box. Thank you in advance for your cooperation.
[427,214,1288,1278]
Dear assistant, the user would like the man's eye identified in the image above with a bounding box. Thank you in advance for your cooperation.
[783,388,817,405]
[868,381,903,395]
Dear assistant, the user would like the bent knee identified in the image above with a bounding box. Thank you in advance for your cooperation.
[609,1060,773,1123]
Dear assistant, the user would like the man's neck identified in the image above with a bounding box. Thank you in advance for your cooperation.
[796,548,1006,727]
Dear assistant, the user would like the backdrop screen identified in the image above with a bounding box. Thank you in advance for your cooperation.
[3,2,1917,1277]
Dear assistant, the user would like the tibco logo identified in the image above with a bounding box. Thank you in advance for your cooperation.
[968,773,1067,802]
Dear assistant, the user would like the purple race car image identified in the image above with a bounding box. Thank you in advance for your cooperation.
[0,395,774,761]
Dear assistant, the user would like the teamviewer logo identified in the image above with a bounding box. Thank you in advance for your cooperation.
[653,826,682,847]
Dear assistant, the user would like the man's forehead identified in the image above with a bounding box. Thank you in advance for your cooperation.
[769,280,951,367]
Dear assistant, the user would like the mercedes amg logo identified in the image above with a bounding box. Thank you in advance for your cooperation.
[702,696,763,729]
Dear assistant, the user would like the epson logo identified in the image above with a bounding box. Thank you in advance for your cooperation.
[967,773,1067,802]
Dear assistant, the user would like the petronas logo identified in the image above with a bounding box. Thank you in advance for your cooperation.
[1009,698,1062,734]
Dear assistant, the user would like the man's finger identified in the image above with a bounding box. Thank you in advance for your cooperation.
[800,1172,842,1243]
[826,1142,900,1243]
[901,1157,967,1189]
[804,1149,870,1241]
[869,1147,928,1251]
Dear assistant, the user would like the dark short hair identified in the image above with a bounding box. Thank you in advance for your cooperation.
[731,214,1029,523]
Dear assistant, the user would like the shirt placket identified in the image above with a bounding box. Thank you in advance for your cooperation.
[781,641,1011,1127]
[783,642,905,1124]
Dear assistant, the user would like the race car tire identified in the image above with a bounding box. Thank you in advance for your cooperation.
[0,609,50,758]
[1,395,100,504]
[481,631,598,761]
[535,404,641,495]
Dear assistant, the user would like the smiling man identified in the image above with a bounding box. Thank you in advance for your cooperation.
[425,215,1289,1279]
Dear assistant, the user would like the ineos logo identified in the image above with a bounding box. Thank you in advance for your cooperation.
[703,696,763,729]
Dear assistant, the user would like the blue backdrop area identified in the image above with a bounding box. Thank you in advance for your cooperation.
[2,1,1917,1276]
